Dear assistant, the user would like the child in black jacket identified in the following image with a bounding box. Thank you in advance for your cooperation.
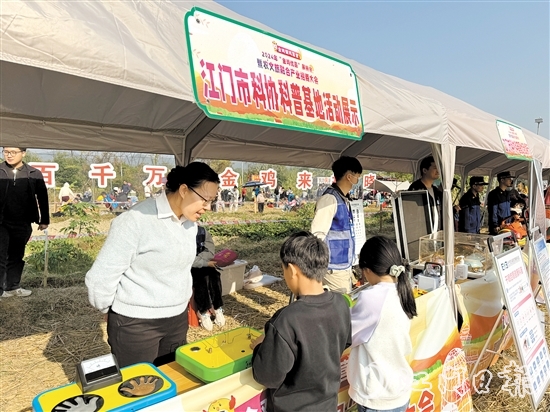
[251,231,351,412]
[192,226,224,331]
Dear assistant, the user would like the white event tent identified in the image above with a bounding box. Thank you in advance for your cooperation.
[1,0,549,296]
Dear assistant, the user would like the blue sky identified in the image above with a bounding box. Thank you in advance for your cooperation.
[218,0,549,139]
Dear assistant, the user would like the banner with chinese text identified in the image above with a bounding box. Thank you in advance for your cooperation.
[407,286,472,411]
[185,8,363,140]
[496,120,532,161]
[455,276,509,390]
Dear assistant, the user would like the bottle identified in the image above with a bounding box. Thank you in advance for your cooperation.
[455,256,468,281]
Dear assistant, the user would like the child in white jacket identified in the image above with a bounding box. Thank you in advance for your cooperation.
[347,236,417,412]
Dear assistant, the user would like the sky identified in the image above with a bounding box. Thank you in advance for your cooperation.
[217,0,550,139]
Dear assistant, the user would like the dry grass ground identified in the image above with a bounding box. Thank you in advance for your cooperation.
[2,206,549,411]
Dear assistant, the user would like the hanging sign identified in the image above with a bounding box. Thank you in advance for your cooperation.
[88,163,116,188]
[143,165,167,188]
[259,168,277,189]
[219,167,240,189]
[185,8,363,140]
[295,170,313,190]
[496,120,532,161]
[316,176,332,185]
[362,173,376,189]
[29,162,59,188]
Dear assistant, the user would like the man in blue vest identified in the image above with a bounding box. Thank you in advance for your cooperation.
[311,156,362,293]
[458,176,488,234]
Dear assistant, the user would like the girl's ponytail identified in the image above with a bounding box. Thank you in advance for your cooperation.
[396,258,417,319]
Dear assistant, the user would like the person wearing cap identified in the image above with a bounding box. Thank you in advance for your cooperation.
[458,177,488,234]
[487,171,514,235]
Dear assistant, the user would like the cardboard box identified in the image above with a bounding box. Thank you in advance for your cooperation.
[220,260,247,295]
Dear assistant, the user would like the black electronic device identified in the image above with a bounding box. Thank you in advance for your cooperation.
[75,353,122,393]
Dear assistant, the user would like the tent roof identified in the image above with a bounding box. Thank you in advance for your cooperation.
[1,0,548,176]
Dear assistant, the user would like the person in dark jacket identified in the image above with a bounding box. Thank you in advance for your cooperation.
[192,226,224,332]
[0,147,50,297]
[251,231,351,412]
[408,156,443,231]
[458,176,488,234]
[487,171,514,235]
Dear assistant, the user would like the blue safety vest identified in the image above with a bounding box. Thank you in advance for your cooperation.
[322,187,355,270]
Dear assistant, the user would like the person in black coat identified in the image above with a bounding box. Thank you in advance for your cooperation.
[0,147,50,297]
[458,176,488,234]
[408,156,443,231]
[487,171,514,235]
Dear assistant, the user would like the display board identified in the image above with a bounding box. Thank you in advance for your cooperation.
[490,244,550,409]
[350,199,366,263]
[530,227,550,307]
[392,190,433,261]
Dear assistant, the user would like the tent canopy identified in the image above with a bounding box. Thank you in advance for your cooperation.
[1,0,548,177]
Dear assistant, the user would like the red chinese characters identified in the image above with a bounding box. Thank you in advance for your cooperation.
[219,167,240,189]
[196,58,361,129]
[259,168,277,189]
[417,389,434,412]
[296,170,313,190]
[142,165,167,188]
[362,173,377,189]
[28,162,59,188]
[88,163,116,188]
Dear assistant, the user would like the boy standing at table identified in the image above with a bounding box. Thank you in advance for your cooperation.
[251,231,351,412]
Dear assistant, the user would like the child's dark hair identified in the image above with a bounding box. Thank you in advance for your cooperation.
[419,156,435,175]
[165,162,220,193]
[359,236,417,319]
[332,156,363,181]
[280,231,329,282]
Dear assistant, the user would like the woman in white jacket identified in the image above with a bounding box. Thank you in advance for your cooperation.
[58,182,75,204]
[85,162,220,367]
[347,236,417,412]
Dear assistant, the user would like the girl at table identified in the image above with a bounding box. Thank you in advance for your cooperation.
[347,236,417,412]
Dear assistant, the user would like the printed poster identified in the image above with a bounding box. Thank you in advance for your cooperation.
[455,274,509,389]
[407,287,472,411]
[350,200,366,261]
[532,236,550,308]
[493,246,550,408]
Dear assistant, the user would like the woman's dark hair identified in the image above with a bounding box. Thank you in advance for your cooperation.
[280,231,328,282]
[359,236,417,319]
[165,162,220,193]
